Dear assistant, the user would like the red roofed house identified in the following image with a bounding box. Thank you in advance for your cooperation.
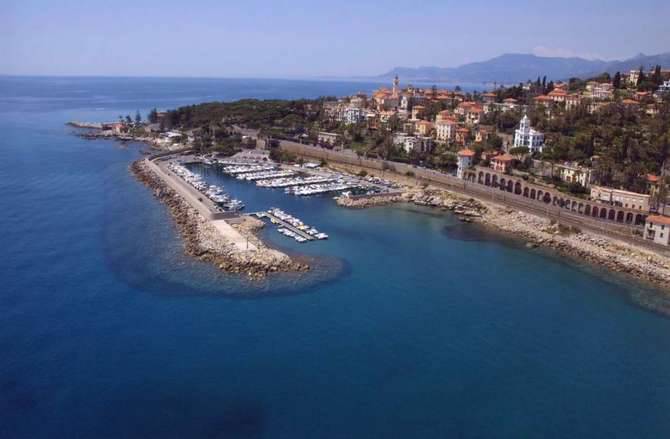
[481,92,497,104]
[490,153,514,173]
[548,88,567,103]
[645,215,670,246]
[415,120,433,137]
[457,148,475,179]
[435,118,457,142]
[622,98,639,107]
[455,127,470,145]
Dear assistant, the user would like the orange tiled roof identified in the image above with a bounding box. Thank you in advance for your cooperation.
[458,148,475,157]
[493,153,515,162]
[647,215,670,225]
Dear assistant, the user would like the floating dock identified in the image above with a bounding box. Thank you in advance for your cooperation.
[252,212,316,241]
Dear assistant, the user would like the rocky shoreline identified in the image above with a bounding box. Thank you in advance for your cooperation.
[325,163,670,296]
[408,187,670,294]
[130,160,309,279]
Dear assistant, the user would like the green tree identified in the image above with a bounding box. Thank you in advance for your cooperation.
[148,108,158,124]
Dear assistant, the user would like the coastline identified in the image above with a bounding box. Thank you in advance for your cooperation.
[130,159,309,279]
[328,162,670,296]
[81,128,670,294]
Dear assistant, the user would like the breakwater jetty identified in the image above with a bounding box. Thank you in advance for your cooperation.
[131,157,309,279]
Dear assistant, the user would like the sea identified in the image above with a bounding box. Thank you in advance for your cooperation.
[1,76,670,438]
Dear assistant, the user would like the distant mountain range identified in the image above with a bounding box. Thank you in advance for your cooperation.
[377,52,670,84]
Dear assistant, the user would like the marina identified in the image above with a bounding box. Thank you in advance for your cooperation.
[236,170,297,181]
[187,154,400,199]
[286,182,357,196]
[167,161,245,211]
[253,208,329,243]
[256,175,336,188]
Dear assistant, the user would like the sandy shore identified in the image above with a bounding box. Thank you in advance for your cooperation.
[131,160,309,279]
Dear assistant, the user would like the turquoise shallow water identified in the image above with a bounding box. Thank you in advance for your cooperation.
[1,76,670,438]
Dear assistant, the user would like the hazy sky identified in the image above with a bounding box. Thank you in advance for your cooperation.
[3,0,669,78]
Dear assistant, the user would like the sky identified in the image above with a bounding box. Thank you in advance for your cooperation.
[2,0,669,78]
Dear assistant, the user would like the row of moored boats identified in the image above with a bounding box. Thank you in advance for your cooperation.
[262,208,329,242]
[168,162,244,211]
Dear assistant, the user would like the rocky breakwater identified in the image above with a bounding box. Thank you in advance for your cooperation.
[403,187,488,221]
[335,192,403,208]
[130,160,309,279]
[481,205,670,296]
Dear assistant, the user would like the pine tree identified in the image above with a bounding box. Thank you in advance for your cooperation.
[613,71,621,89]
[652,65,662,86]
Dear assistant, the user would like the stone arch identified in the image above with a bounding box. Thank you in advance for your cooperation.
[571,201,578,212]
[635,214,645,225]
[608,209,616,221]
[599,208,607,219]
[506,180,513,192]
[478,171,484,184]
[553,196,560,206]
[514,181,522,195]
[616,210,624,223]
[523,187,529,198]
[530,188,536,199]
[542,192,551,204]
[626,212,634,224]
[485,173,491,186]
[584,205,591,216]
[578,203,584,214]
[492,175,498,188]
[499,177,506,190]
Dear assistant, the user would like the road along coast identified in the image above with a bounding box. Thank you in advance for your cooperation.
[131,159,309,279]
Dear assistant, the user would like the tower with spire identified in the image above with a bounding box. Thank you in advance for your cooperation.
[392,75,399,98]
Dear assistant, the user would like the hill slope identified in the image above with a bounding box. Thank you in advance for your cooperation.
[378,52,670,83]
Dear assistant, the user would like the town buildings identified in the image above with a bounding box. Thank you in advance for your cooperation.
[645,215,670,246]
[457,148,475,179]
[513,115,544,153]
[491,154,514,173]
[317,132,341,147]
[555,162,594,187]
[590,186,650,211]
[435,119,457,142]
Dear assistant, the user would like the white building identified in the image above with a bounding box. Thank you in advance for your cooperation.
[435,119,457,142]
[645,215,670,246]
[393,134,433,154]
[585,81,614,100]
[317,132,340,147]
[555,162,593,187]
[343,107,366,125]
[457,148,475,179]
[658,80,670,94]
[590,186,650,211]
[513,115,544,153]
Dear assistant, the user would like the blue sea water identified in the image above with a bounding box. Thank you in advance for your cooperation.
[1,76,670,438]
